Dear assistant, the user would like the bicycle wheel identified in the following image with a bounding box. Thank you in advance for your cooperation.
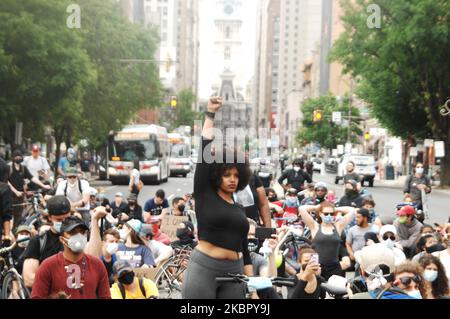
[154,258,187,299]
[1,272,30,299]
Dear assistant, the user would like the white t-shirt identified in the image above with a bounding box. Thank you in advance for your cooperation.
[56,179,90,209]
[23,156,50,178]
[147,239,172,260]
[131,169,140,186]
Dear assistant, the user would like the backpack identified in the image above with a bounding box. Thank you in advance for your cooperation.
[118,277,146,299]
[64,179,83,197]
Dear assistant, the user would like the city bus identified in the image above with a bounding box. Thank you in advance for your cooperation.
[107,125,170,185]
[168,132,192,177]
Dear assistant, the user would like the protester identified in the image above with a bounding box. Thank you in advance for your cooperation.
[143,189,170,222]
[170,197,187,217]
[111,192,129,223]
[346,208,372,266]
[110,260,158,299]
[171,221,197,249]
[22,196,105,288]
[403,162,432,210]
[379,224,406,266]
[116,219,155,268]
[393,260,427,299]
[393,205,423,258]
[277,158,312,192]
[299,202,356,280]
[301,182,328,205]
[23,145,51,190]
[412,234,438,263]
[0,158,13,248]
[128,159,142,198]
[337,180,365,208]
[291,247,322,299]
[182,96,254,299]
[140,224,174,267]
[432,242,450,285]
[11,225,34,274]
[349,243,413,299]
[79,152,93,181]
[55,167,90,212]
[342,161,361,186]
[419,255,450,299]
[31,216,111,299]
[361,197,382,231]
[101,228,120,286]
[124,193,143,221]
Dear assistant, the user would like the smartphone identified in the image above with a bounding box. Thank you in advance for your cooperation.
[255,227,277,239]
[310,253,319,264]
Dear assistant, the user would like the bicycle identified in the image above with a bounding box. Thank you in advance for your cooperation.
[215,273,296,299]
[0,238,31,299]
[153,245,192,299]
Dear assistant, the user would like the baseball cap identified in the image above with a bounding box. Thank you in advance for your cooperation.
[126,219,142,234]
[314,182,327,190]
[66,167,78,177]
[140,224,153,237]
[286,188,298,195]
[397,205,415,216]
[113,260,133,277]
[46,195,71,216]
[354,243,395,274]
[358,208,371,218]
[115,192,124,197]
[345,179,358,189]
[380,224,397,237]
[183,221,195,234]
[60,216,89,234]
[12,150,23,158]
[127,193,137,201]
[15,225,33,235]
[32,145,40,152]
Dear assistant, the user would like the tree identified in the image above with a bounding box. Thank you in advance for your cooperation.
[330,0,450,185]
[296,95,362,151]
[159,89,201,132]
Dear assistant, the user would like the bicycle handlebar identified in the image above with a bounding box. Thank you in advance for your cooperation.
[0,237,31,255]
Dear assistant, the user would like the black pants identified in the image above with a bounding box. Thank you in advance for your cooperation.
[12,195,24,230]
[182,249,246,299]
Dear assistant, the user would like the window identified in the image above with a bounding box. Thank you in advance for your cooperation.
[225,26,231,39]
[163,7,168,15]
[224,46,231,59]
[162,32,167,41]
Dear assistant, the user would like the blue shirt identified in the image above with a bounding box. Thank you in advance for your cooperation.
[144,198,169,216]
[116,244,155,268]
[58,157,70,173]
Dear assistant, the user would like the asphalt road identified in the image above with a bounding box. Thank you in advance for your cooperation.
[91,170,449,225]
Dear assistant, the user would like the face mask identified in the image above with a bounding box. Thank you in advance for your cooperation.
[268,196,277,203]
[294,167,300,172]
[15,158,23,164]
[119,271,135,285]
[247,238,259,253]
[345,189,357,197]
[285,197,298,208]
[398,216,408,224]
[347,168,354,173]
[119,228,129,241]
[384,239,395,249]
[53,221,63,233]
[407,290,422,299]
[65,233,87,253]
[17,234,30,248]
[426,244,445,254]
[106,242,119,255]
[415,168,424,175]
[176,228,191,239]
[177,205,186,212]
[322,215,334,225]
[423,270,438,282]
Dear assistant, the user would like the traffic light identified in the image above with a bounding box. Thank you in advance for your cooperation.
[170,96,177,108]
[313,109,323,122]
[364,131,371,140]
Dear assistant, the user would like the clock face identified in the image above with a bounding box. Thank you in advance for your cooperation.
[224,5,234,15]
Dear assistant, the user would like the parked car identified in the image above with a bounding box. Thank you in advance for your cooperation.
[311,158,322,172]
[325,157,339,173]
[335,154,376,187]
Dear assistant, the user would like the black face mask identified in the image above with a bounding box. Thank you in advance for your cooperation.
[345,189,358,197]
[176,228,193,243]
[268,196,277,203]
[426,244,446,254]
[14,158,23,164]
[119,271,135,285]
[247,238,259,253]
[177,205,186,212]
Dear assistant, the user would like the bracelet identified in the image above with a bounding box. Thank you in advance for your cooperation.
[205,111,216,119]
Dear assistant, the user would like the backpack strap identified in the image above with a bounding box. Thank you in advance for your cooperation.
[118,282,126,299]
[64,179,83,197]
[39,231,48,261]
[138,277,147,298]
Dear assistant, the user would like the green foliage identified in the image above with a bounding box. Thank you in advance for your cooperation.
[329,0,450,184]
[296,95,362,150]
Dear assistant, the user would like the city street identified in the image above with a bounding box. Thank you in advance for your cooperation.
[92,170,450,225]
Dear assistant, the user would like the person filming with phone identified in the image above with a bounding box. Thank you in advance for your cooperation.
[291,247,322,299]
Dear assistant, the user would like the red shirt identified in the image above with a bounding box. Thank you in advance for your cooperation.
[273,201,298,227]
[32,252,111,299]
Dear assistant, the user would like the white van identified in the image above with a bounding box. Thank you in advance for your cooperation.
[335,154,377,187]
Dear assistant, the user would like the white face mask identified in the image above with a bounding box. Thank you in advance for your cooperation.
[423,270,438,282]
[106,242,119,255]
[17,234,30,248]
[119,228,129,241]
[415,167,424,175]
[66,233,88,253]
[407,290,422,299]
[294,167,300,172]
[384,239,395,249]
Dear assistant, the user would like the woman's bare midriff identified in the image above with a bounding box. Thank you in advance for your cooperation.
[197,241,243,261]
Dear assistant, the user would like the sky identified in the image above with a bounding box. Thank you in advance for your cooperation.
[198,0,258,100]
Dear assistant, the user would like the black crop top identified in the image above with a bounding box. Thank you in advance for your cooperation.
[194,137,252,266]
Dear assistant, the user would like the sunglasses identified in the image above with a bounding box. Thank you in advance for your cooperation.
[383,235,396,241]
[398,275,422,286]
[67,176,77,179]
[322,212,334,216]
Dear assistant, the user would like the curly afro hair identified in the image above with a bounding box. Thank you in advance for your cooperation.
[208,143,251,192]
